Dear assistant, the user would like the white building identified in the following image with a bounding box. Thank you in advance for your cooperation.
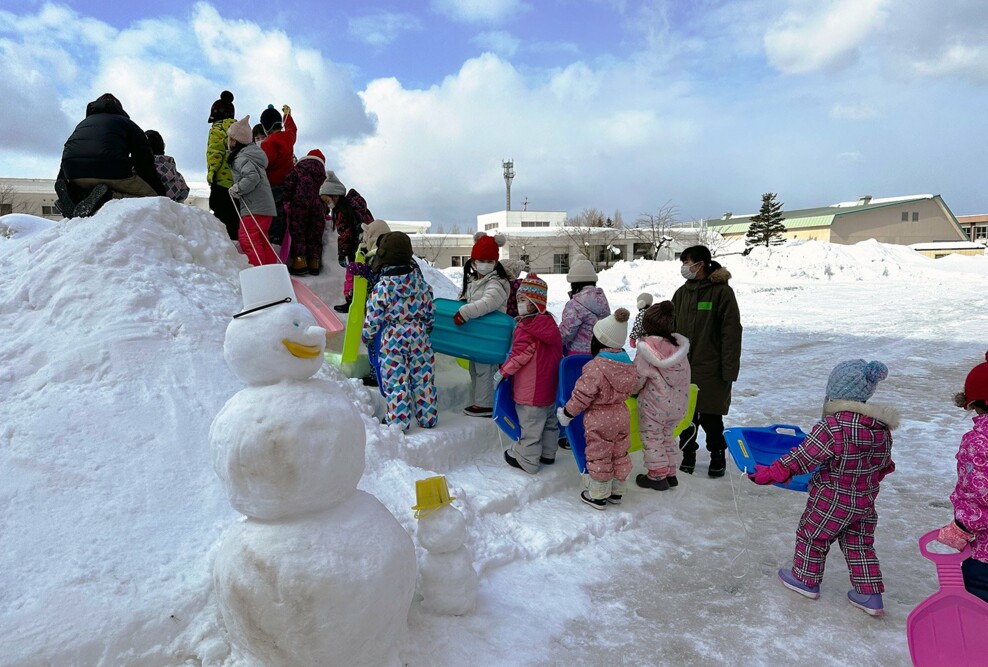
[476,209,567,233]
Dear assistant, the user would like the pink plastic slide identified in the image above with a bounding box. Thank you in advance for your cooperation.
[291,277,343,336]
[907,530,988,666]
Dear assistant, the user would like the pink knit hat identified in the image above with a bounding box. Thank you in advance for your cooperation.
[227,115,252,145]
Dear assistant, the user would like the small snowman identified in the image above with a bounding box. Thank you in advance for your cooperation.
[413,476,479,616]
[210,264,416,667]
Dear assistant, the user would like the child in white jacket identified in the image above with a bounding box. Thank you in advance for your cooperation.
[455,232,509,416]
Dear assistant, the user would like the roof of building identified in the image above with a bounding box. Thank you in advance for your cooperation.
[909,241,985,250]
[956,214,988,224]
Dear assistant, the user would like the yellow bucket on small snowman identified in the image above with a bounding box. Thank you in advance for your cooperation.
[412,475,456,519]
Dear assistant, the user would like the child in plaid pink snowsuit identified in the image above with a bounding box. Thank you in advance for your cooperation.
[752,359,897,616]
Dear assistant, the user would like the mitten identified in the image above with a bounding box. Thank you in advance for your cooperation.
[556,407,572,427]
[492,371,504,386]
[749,461,791,485]
[938,520,975,550]
[282,104,292,116]
[453,311,466,326]
[228,184,241,198]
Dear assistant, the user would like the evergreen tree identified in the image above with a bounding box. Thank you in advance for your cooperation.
[745,192,786,249]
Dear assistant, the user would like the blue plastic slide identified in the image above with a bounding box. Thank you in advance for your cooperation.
[556,354,593,473]
[724,424,814,492]
[430,298,515,365]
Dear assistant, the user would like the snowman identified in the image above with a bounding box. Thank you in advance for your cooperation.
[210,264,416,667]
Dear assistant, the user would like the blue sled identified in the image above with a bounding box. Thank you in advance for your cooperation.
[724,424,814,492]
[557,354,593,474]
[430,298,515,365]
[367,331,385,397]
[493,376,521,441]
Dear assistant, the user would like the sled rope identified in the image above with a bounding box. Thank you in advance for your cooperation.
[727,467,752,580]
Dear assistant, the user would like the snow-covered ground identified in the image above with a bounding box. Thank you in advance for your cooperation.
[1,200,986,666]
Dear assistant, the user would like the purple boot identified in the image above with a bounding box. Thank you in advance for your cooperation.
[847,590,885,617]
[778,568,820,600]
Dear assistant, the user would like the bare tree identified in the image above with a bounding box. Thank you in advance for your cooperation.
[630,201,680,260]
[612,209,624,229]
[561,207,621,267]
[415,232,451,265]
[690,218,732,257]
[505,234,556,271]
[0,185,26,216]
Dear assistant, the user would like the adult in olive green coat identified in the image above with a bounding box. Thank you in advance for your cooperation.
[672,245,742,478]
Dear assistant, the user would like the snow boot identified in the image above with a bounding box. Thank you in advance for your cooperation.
[636,474,670,491]
[606,494,622,505]
[778,568,820,600]
[580,491,607,510]
[667,475,679,488]
[539,456,555,465]
[679,450,696,475]
[557,437,571,450]
[288,257,308,275]
[847,590,885,617]
[307,257,321,275]
[708,449,726,478]
[333,300,352,313]
[54,175,76,219]
[463,405,493,418]
[73,184,111,218]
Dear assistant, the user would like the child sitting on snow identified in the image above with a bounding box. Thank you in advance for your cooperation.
[629,292,652,348]
[454,233,510,417]
[496,275,563,474]
[751,359,897,617]
[632,301,690,491]
[362,232,437,431]
[559,259,610,356]
[145,130,189,203]
[935,351,988,603]
[557,308,637,510]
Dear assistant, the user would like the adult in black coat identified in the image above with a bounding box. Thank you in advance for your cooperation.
[60,93,166,202]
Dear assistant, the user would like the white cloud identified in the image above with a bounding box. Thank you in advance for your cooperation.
[830,103,878,120]
[431,0,529,24]
[912,43,988,82]
[837,151,863,163]
[764,0,891,74]
[472,30,520,57]
[348,11,422,48]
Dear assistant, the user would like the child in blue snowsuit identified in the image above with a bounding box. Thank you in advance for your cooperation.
[363,232,438,430]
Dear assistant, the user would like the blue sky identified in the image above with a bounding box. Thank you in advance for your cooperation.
[1,0,986,228]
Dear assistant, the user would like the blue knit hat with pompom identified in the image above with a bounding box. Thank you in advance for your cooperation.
[826,359,888,403]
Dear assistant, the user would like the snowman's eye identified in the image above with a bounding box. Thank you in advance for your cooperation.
[292,321,301,328]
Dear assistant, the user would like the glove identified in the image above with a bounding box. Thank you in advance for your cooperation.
[938,520,975,550]
[228,184,241,198]
[749,462,792,485]
[282,104,292,116]
[453,311,466,326]
[492,371,504,386]
[556,407,573,428]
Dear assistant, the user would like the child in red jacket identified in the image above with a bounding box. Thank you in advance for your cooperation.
[497,275,563,474]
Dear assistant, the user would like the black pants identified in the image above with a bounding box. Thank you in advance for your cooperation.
[678,412,727,455]
[209,184,240,240]
[268,185,285,244]
[963,558,988,604]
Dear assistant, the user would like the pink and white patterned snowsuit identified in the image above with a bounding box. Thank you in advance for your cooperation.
[633,334,691,479]
[950,413,988,563]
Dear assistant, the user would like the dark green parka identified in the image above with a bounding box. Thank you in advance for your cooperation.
[671,265,742,415]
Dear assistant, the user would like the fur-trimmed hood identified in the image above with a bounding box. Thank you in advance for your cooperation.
[824,399,900,430]
[636,334,690,369]
[707,266,732,284]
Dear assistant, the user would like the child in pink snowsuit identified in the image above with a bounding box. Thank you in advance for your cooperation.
[558,308,637,510]
[632,301,691,491]
[751,359,897,617]
[936,351,988,603]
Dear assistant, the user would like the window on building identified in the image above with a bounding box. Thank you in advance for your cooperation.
[901,212,909,222]
[450,255,470,267]
[520,220,549,227]
[552,253,569,274]
[911,212,919,221]
[974,225,988,240]
[42,205,58,215]
[485,223,498,231]
[0,204,11,215]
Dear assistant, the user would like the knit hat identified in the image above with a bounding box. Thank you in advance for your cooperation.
[144,129,165,156]
[500,258,525,281]
[362,219,391,253]
[566,258,598,283]
[593,307,630,349]
[227,115,252,145]
[955,352,988,409]
[516,274,548,314]
[641,301,675,337]
[304,149,325,164]
[637,292,653,310]
[260,104,282,132]
[374,231,414,269]
[471,231,506,261]
[208,90,235,123]
[825,359,889,403]
[319,170,346,197]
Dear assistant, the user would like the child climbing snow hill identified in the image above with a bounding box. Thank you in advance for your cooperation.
[559,258,610,356]
[632,301,691,491]
[226,115,277,266]
[936,351,988,603]
[362,232,438,431]
[497,275,563,474]
[557,308,637,510]
[455,232,510,417]
[282,149,328,276]
[751,359,897,617]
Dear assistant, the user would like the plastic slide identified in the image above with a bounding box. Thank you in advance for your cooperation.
[430,298,515,365]
[341,252,368,363]
[291,278,343,336]
[723,424,814,491]
[492,377,521,441]
[627,384,699,453]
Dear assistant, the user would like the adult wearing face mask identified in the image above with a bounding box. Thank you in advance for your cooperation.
[455,232,510,417]
[672,245,743,478]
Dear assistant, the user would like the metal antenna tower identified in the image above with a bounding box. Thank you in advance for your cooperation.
[502,159,515,211]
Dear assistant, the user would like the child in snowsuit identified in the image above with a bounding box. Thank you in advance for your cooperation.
[629,292,653,348]
[145,130,189,203]
[752,359,897,617]
[335,219,392,313]
[258,104,297,245]
[321,171,374,268]
[206,90,239,240]
[362,232,438,430]
[283,149,327,276]
[557,308,637,510]
[633,301,691,491]
[936,351,988,603]
[497,275,563,473]
[226,115,277,266]
[559,258,610,356]
[455,232,510,417]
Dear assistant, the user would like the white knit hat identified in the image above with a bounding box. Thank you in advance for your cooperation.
[637,292,653,310]
[593,307,630,348]
[566,258,597,283]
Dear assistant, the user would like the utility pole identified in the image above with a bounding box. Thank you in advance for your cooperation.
[502,159,514,211]
[522,196,528,211]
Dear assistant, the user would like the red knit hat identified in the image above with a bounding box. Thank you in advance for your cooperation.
[306,149,325,164]
[958,351,988,409]
[470,232,505,261]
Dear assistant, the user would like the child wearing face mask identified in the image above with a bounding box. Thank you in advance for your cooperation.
[225,115,277,266]
[455,232,510,417]
[495,275,564,473]
[559,258,610,355]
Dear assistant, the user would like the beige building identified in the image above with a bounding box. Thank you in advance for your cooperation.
[708,194,976,255]
[0,177,213,219]
[956,214,988,243]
